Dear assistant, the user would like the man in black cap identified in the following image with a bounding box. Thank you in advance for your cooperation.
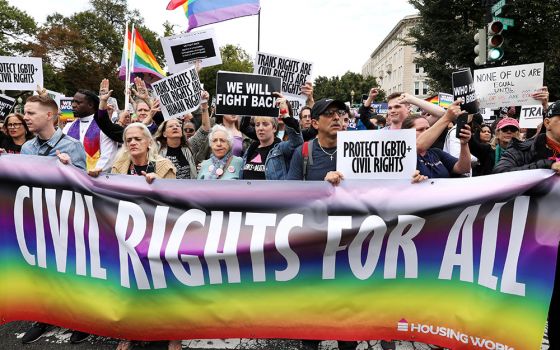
[287,98,347,185]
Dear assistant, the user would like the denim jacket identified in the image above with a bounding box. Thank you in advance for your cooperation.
[264,126,303,180]
[21,128,87,170]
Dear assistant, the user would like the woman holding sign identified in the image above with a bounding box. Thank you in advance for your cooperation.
[0,113,33,154]
[153,91,211,180]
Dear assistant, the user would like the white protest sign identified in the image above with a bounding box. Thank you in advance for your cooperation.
[0,56,43,91]
[161,28,222,74]
[473,62,544,109]
[287,96,306,119]
[519,103,551,129]
[337,130,417,180]
[253,52,313,99]
[479,107,495,120]
[151,65,203,120]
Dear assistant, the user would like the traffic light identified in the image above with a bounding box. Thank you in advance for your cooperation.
[474,28,487,66]
[487,20,504,62]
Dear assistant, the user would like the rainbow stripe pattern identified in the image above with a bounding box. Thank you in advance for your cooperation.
[0,155,557,350]
[119,29,166,85]
[167,0,260,32]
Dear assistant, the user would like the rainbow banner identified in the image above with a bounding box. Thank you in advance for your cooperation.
[167,0,260,32]
[118,28,166,85]
[0,155,558,350]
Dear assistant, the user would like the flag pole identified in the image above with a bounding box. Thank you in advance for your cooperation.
[126,23,136,111]
[123,21,130,111]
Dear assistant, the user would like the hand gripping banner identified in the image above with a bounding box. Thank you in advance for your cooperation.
[0,155,558,350]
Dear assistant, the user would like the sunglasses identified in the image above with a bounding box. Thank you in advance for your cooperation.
[183,128,195,133]
[500,126,518,133]
[322,109,347,118]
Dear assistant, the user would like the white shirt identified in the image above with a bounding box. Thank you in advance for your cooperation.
[444,126,478,177]
[63,114,117,172]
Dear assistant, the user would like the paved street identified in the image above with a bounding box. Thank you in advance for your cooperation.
[0,321,549,350]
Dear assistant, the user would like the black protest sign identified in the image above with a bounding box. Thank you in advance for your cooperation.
[452,69,479,114]
[152,66,203,120]
[253,52,313,99]
[0,94,15,120]
[215,72,281,117]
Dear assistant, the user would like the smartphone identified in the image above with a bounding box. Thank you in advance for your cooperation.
[456,113,468,139]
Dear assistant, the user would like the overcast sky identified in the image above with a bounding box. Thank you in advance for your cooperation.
[7,0,417,78]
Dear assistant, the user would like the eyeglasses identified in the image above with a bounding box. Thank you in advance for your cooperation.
[500,126,518,133]
[7,123,23,129]
[322,110,347,118]
[184,128,195,133]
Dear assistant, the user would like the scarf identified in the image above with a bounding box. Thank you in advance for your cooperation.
[207,151,232,180]
[67,119,101,171]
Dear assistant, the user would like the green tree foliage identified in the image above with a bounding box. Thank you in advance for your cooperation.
[409,0,560,99]
[313,71,384,103]
[198,44,254,99]
[27,0,163,104]
[0,0,36,56]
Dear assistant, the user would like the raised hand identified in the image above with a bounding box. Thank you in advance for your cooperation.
[131,76,150,102]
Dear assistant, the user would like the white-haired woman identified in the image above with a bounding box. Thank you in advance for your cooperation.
[111,123,176,183]
[198,124,243,179]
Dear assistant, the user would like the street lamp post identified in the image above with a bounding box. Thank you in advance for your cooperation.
[350,90,355,106]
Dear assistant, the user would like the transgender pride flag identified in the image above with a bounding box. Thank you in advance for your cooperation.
[167,0,260,32]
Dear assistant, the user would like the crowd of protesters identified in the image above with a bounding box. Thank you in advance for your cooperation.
[0,70,556,350]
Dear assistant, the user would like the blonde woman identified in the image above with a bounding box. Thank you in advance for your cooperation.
[111,123,175,183]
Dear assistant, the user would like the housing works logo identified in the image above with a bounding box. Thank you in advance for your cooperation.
[396,319,514,350]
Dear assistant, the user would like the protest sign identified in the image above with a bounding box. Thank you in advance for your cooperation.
[161,29,221,74]
[287,96,306,119]
[438,93,454,108]
[479,107,495,120]
[519,103,551,129]
[58,97,75,122]
[0,56,43,91]
[152,65,203,120]
[0,94,15,120]
[473,62,544,109]
[337,129,417,179]
[0,155,557,350]
[215,71,281,117]
[372,102,389,114]
[254,52,313,99]
[452,69,479,114]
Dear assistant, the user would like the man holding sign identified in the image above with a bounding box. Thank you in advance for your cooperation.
[287,98,348,185]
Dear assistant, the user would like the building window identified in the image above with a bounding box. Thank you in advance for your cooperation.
[423,82,429,96]
[415,65,422,74]
[415,82,420,96]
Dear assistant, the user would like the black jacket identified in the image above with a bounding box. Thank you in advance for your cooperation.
[493,133,555,173]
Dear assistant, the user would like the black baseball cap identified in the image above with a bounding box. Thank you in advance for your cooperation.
[546,101,560,118]
[311,98,347,119]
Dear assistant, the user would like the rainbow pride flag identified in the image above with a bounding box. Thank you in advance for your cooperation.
[167,0,260,32]
[118,28,166,85]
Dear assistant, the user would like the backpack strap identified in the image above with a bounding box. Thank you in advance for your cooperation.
[302,139,314,180]
[38,133,66,157]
